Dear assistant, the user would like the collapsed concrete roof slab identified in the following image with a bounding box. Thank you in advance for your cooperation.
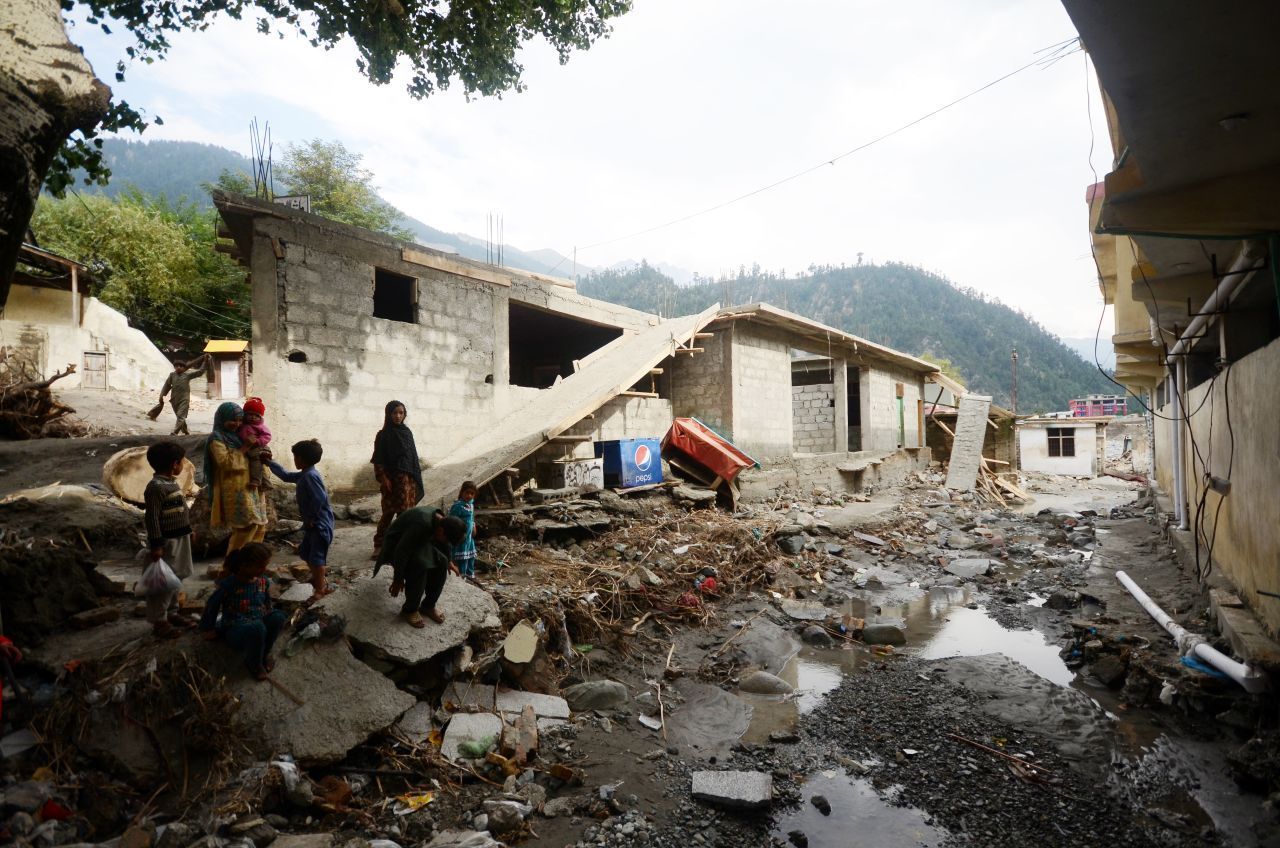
[417,304,720,506]
[319,571,500,665]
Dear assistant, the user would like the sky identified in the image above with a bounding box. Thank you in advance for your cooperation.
[68,0,1112,339]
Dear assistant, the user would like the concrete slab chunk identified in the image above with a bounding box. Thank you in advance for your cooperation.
[781,599,829,621]
[319,572,498,665]
[944,558,996,579]
[231,641,416,764]
[494,688,571,719]
[394,701,435,744]
[441,712,503,761]
[691,770,773,810]
[502,620,538,664]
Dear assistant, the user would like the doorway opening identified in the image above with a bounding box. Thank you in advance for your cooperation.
[508,302,623,388]
[847,367,861,450]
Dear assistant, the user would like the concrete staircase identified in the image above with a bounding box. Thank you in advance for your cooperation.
[419,305,720,507]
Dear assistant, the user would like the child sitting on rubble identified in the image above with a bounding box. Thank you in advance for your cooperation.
[448,481,479,580]
[142,441,196,639]
[199,542,286,680]
[239,397,273,491]
[267,439,335,599]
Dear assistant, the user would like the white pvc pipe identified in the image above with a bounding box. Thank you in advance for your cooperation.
[1116,570,1268,693]
[1167,240,1262,358]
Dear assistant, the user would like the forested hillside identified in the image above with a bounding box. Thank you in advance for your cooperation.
[579,262,1114,412]
[67,139,576,277]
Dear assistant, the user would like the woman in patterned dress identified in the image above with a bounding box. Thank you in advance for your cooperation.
[204,401,269,561]
[371,400,424,557]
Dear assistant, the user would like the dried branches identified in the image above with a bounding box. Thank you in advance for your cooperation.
[0,347,84,438]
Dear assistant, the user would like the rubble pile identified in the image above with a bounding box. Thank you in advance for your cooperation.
[0,351,85,440]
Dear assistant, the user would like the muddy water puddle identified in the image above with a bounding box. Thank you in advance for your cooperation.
[771,772,948,847]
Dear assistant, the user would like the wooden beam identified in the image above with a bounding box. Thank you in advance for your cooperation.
[402,247,512,287]
[618,390,659,398]
[271,237,285,259]
[674,347,704,355]
[214,242,241,258]
[649,367,664,375]
[694,332,715,339]
[547,434,591,443]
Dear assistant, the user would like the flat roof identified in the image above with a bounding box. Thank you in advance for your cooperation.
[205,339,249,353]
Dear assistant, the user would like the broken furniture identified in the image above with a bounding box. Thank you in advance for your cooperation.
[661,417,756,510]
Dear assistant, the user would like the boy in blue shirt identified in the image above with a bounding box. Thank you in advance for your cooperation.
[267,438,335,599]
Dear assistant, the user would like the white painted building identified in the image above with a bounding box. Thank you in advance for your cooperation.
[0,245,173,392]
[1016,417,1107,477]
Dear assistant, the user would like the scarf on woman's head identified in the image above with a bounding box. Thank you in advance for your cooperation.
[203,401,244,486]
[371,400,424,502]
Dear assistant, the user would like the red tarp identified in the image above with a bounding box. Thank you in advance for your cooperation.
[662,417,756,484]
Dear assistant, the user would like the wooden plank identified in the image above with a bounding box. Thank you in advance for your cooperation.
[271,237,285,259]
[649,368,664,375]
[402,247,512,287]
[991,475,1030,500]
[214,242,241,258]
[548,434,591,443]
[618,390,659,398]
[933,418,956,437]
[667,455,715,486]
[980,457,1010,466]
[674,347,705,355]
[694,332,716,339]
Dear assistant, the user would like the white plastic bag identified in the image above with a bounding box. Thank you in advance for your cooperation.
[136,557,183,596]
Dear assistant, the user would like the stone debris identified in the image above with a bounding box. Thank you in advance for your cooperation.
[394,701,435,744]
[228,640,416,764]
[271,836,334,848]
[563,680,629,711]
[738,670,794,695]
[319,571,499,665]
[441,712,504,761]
[943,558,996,579]
[861,624,907,646]
[424,830,503,848]
[502,619,538,663]
[690,770,774,810]
[780,599,829,621]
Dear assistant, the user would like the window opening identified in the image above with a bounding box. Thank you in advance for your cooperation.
[1047,428,1076,458]
[508,302,622,388]
[373,268,417,323]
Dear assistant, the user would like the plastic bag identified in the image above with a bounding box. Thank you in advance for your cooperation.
[136,557,183,597]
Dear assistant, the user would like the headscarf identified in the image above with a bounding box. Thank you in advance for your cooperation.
[371,400,424,503]
[203,401,244,487]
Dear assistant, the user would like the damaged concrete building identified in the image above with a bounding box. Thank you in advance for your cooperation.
[213,192,939,504]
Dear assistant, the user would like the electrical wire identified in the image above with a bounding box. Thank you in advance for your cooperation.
[545,39,1081,275]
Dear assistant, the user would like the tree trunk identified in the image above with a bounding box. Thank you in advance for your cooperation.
[0,0,111,306]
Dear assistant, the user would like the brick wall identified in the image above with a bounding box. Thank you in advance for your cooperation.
[861,362,924,451]
[791,383,836,453]
[671,329,731,436]
[728,325,793,458]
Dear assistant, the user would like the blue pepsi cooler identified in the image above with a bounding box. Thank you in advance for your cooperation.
[594,438,663,488]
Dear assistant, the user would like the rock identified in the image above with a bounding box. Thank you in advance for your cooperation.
[229,818,277,847]
[394,701,435,745]
[502,620,538,664]
[441,712,503,761]
[823,543,844,556]
[347,497,379,522]
[944,558,995,579]
[279,582,315,604]
[1091,654,1127,687]
[788,830,809,848]
[768,730,800,744]
[319,572,498,665]
[810,795,831,815]
[781,599,828,621]
[673,485,717,504]
[802,625,833,647]
[285,779,314,808]
[269,519,304,538]
[68,606,121,629]
[223,639,416,764]
[690,770,773,810]
[861,624,907,646]
[945,532,980,550]
[1045,589,1082,610]
[156,823,200,848]
[776,535,805,555]
[103,447,198,505]
[542,796,578,818]
[482,800,528,835]
[563,680,628,711]
[738,670,793,695]
[424,831,502,848]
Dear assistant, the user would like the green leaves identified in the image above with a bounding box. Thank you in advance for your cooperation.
[279,139,414,240]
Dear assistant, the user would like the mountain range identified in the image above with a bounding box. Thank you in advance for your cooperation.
[64,139,1115,411]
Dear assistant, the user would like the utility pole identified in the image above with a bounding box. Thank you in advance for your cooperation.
[1010,348,1019,414]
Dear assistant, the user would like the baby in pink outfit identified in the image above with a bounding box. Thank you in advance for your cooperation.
[240,397,273,490]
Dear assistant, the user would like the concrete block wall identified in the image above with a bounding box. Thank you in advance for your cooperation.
[249,216,505,491]
[557,396,675,461]
[728,325,793,459]
[671,329,731,436]
[861,363,924,451]
[791,383,836,453]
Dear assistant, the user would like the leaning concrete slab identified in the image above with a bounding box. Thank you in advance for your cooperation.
[319,571,499,665]
[229,640,416,764]
[417,305,720,507]
[944,394,992,491]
